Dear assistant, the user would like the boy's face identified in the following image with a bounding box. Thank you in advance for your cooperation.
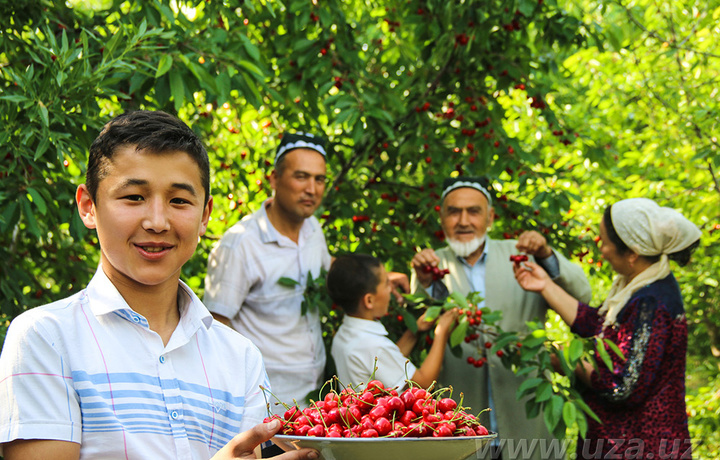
[370,264,392,318]
[76,146,212,290]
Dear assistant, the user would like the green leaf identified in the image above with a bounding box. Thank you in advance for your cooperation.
[424,305,442,321]
[568,338,584,363]
[596,338,615,371]
[34,136,50,161]
[448,290,468,309]
[240,35,261,62]
[562,401,577,428]
[0,95,28,103]
[169,71,184,112]
[491,333,519,352]
[573,397,601,423]
[518,0,537,17]
[515,365,538,377]
[26,187,47,215]
[21,197,41,238]
[525,398,540,419]
[0,202,20,233]
[604,338,626,361]
[535,381,552,402]
[522,334,546,348]
[555,348,573,378]
[449,316,468,348]
[402,311,418,333]
[156,54,173,78]
[38,102,49,128]
[516,377,543,399]
[576,411,588,438]
[543,394,564,432]
[277,277,300,287]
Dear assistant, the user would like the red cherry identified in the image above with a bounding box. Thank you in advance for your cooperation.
[438,398,457,412]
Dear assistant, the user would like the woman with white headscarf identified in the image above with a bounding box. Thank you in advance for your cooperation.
[514,198,700,460]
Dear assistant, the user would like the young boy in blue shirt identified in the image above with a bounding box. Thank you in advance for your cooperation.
[328,253,458,390]
[0,111,316,460]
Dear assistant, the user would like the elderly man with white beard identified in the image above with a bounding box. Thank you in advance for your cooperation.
[410,177,591,460]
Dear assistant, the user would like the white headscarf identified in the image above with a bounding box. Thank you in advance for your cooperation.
[598,198,701,327]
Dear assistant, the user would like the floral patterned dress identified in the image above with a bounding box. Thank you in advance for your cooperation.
[571,273,692,460]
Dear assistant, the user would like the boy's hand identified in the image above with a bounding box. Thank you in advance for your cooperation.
[434,308,460,338]
[416,312,434,333]
[211,420,318,460]
[411,248,441,288]
[388,271,410,302]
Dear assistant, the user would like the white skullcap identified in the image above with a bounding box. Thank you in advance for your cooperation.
[610,198,701,256]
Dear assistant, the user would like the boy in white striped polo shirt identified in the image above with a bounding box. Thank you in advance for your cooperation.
[0,111,316,460]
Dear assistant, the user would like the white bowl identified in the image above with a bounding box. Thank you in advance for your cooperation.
[272,433,497,460]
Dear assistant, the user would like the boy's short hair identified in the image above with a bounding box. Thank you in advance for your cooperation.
[86,110,210,204]
[327,253,382,315]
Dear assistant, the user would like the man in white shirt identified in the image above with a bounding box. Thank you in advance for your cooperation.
[205,133,332,416]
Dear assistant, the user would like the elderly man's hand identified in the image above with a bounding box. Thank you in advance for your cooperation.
[411,248,441,288]
[516,230,553,259]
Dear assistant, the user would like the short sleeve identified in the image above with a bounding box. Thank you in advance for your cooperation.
[0,313,82,446]
[204,238,252,320]
[371,339,417,390]
[237,344,271,433]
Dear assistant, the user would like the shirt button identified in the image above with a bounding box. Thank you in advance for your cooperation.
[159,356,165,364]
[171,411,179,420]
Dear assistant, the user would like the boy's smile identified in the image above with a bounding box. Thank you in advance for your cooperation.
[77,146,212,292]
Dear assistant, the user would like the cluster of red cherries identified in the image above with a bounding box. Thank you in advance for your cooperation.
[422,265,451,281]
[509,254,529,264]
[265,380,489,438]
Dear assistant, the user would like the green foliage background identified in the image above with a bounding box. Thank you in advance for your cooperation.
[1,0,718,456]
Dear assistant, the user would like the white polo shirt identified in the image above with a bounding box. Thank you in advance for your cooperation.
[204,201,331,413]
[0,267,269,459]
[331,316,417,390]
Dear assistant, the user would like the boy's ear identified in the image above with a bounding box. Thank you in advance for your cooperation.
[198,196,213,236]
[362,292,375,310]
[76,184,97,230]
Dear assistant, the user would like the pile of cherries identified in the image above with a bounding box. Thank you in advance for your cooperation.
[266,380,489,438]
[422,265,451,281]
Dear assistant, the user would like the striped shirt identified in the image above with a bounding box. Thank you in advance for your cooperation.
[0,267,270,459]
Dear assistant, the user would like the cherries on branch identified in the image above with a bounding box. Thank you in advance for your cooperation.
[422,265,451,281]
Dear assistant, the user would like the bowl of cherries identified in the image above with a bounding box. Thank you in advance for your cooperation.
[268,380,496,460]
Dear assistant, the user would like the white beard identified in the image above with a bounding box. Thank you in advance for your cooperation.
[447,236,486,258]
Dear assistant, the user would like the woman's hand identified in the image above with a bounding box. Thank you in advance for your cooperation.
[512,260,550,293]
[514,261,580,326]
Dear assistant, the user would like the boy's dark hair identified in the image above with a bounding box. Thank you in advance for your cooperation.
[326,253,383,315]
[86,110,210,205]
